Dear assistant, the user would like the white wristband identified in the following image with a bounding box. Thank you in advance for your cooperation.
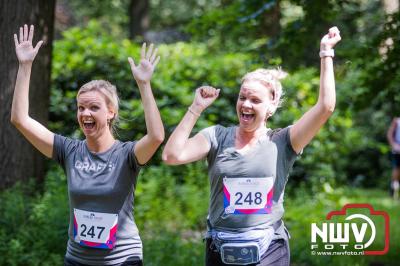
[319,49,334,58]
[188,106,201,117]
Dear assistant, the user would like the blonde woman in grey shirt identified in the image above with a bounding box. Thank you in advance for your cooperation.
[163,27,341,266]
[11,24,164,265]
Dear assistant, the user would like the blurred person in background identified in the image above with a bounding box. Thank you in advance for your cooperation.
[387,117,400,199]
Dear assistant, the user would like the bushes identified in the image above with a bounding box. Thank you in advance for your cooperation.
[2,18,394,265]
[1,166,399,265]
[50,20,258,141]
[50,20,390,190]
[135,162,209,231]
[0,165,68,266]
[0,162,208,266]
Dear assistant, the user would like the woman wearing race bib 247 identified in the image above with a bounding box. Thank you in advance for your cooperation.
[162,27,341,266]
[11,24,164,266]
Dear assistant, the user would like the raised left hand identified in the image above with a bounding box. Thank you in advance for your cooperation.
[320,26,341,51]
[128,43,160,83]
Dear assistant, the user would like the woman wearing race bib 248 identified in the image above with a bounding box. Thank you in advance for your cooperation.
[162,27,341,266]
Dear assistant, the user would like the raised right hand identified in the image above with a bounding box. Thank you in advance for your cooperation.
[14,24,43,64]
[191,86,220,113]
[320,26,341,51]
[128,43,160,84]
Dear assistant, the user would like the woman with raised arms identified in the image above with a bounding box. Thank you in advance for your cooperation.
[11,24,164,266]
[162,27,341,266]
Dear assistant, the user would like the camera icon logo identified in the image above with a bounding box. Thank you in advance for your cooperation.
[310,203,389,255]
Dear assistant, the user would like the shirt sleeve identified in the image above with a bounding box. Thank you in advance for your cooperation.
[270,127,299,202]
[52,134,77,167]
[125,141,141,171]
[285,126,301,158]
[271,126,299,176]
[200,125,217,146]
[272,127,298,157]
[200,125,220,153]
[200,125,225,165]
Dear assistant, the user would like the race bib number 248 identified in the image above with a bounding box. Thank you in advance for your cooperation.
[223,177,274,215]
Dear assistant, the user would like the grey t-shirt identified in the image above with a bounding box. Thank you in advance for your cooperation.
[201,125,298,233]
[53,134,142,265]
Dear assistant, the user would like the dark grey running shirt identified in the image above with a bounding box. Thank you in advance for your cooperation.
[201,125,298,233]
[53,134,142,265]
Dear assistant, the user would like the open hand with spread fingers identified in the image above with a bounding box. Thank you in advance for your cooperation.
[128,43,160,84]
[14,24,43,64]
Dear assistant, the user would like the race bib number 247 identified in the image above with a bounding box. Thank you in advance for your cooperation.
[73,208,118,249]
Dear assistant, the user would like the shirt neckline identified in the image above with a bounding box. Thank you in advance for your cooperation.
[230,126,270,156]
[84,139,119,156]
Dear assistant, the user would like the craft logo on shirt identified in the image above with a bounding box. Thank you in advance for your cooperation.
[310,203,389,256]
[74,157,115,173]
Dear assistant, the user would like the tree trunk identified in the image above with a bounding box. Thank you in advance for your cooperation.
[0,0,55,189]
[129,0,149,39]
[260,0,281,38]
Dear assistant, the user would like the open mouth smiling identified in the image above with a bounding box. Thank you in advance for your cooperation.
[241,111,255,121]
[82,118,96,130]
